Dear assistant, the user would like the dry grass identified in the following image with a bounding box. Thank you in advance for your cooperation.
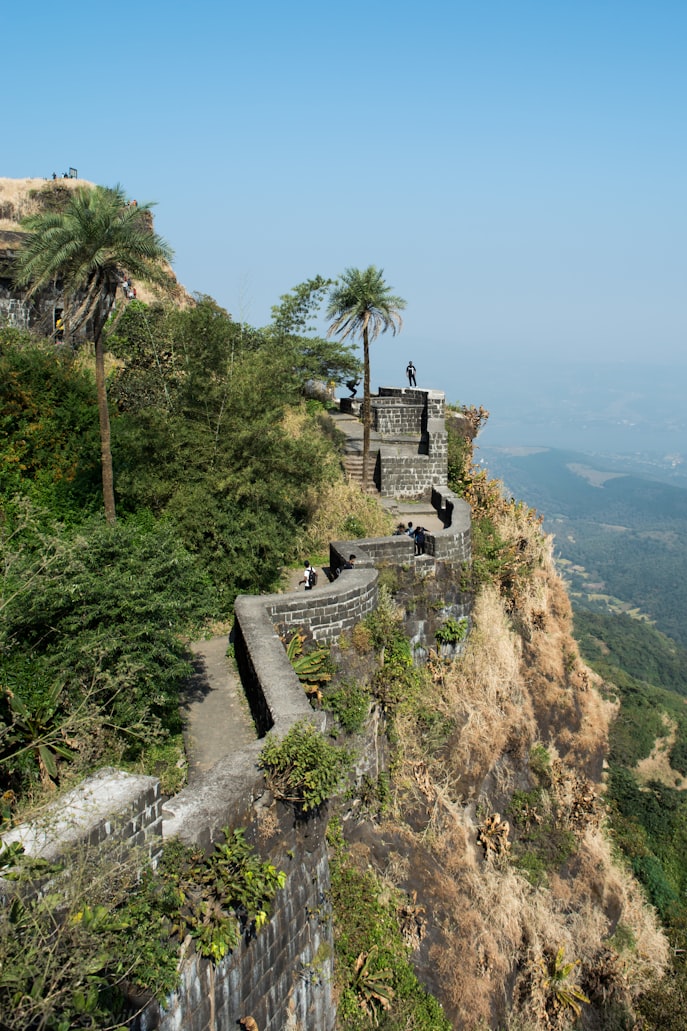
[372,556,670,1027]
[439,587,536,796]
[635,714,687,790]
[300,478,395,555]
[0,176,91,230]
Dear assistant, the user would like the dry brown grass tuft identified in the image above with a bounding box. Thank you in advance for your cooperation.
[0,176,93,230]
[300,478,395,554]
[437,587,537,794]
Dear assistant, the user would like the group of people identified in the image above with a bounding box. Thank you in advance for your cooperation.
[299,556,356,590]
[394,521,427,555]
[121,277,137,300]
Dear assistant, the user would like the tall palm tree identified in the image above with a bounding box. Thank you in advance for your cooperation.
[326,267,406,488]
[14,185,174,524]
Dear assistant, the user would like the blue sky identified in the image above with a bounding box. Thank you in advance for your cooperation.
[5,1,686,424]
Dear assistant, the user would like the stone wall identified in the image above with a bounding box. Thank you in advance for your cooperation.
[137,813,335,1031]
[2,478,471,1031]
[370,388,449,499]
[1,768,163,882]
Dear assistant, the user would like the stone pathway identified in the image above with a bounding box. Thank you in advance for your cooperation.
[180,637,257,785]
[180,404,449,778]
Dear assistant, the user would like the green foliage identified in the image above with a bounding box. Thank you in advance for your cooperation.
[574,610,687,938]
[285,632,334,699]
[507,789,577,879]
[328,820,451,1030]
[574,611,687,696]
[109,297,340,603]
[434,616,468,646]
[322,678,370,734]
[342,514,368,538]
[0,829,285,1029]
[1,507,212,802]
[0,332,102,520]
[529,743,553,785]
[159,829,286,961]
[258,720,351,813]
[465,515,515,593]
[539,947,590,1021]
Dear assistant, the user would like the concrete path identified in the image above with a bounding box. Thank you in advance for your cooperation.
[180,404,449,779]
[180,637,257,785]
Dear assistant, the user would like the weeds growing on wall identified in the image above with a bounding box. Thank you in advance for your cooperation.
[259,720,351,813]
[0,828,286,1030]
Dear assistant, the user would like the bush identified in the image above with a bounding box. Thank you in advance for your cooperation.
[258,720,351,813]
[1,509,212,804]
[323,679,370,734]
[435,616,468,646]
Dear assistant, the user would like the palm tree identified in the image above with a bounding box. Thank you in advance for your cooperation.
[326,267,406,488]
[14,184,174,524]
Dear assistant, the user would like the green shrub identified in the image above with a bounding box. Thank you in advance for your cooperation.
[434,616,468,646]
[0,828,285,1030]
[323,678,370,734]
[258,720,351,813]
[342,514,367,538]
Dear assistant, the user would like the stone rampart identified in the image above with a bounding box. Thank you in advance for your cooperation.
[137,815,334,1031]
[371,388,449,498]
[2,469,471,1030]
[0,768,162,892]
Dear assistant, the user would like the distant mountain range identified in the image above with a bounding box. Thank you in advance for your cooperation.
[481,444,687,649]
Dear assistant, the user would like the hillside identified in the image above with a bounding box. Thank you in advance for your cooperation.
[0,267,678,1028]
[482,444,687,649]
[0,176,192,309]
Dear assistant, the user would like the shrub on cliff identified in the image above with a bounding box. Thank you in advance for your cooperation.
[258,720,351,813]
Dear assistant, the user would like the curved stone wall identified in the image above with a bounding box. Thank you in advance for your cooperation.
[4,484,471,1031]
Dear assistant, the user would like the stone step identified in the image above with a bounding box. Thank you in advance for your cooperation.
[342,455,380,494]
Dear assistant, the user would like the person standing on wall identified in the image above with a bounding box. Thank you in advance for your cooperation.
[406,360,417,387]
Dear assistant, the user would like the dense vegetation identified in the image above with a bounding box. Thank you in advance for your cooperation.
[0,284,361,813]
[573,609,687,1025]
[483,445,687,648]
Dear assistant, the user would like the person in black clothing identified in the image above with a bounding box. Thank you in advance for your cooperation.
[406,361,417,387]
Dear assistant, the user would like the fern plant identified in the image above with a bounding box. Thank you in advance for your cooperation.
[540,947,590,1020]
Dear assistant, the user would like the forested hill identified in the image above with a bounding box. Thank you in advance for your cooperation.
[482,445,687,649]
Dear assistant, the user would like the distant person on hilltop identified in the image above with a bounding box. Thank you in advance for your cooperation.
[406,360,417,387]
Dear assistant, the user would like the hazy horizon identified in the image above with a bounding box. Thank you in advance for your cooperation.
[5,1,686,383]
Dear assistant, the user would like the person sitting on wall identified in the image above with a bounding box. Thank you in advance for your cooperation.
[336,555,356,576]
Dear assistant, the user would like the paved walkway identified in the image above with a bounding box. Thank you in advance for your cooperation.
[180,637,257,785]
[180,405,449,778]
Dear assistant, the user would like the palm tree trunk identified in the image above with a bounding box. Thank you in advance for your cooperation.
[93,289,116,525]
[362,326,371,489]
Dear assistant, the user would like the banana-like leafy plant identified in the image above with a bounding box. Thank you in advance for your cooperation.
[352,946,395,1024]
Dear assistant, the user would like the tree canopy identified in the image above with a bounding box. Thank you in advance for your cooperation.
[326,267,406,486]
[14,184,174,524]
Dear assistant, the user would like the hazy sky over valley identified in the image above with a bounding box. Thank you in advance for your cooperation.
[5,1,686,447]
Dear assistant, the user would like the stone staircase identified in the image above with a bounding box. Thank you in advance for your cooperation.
[343,452,380,493]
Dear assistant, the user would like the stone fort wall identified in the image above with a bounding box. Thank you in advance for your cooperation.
[2,475,471,1030]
